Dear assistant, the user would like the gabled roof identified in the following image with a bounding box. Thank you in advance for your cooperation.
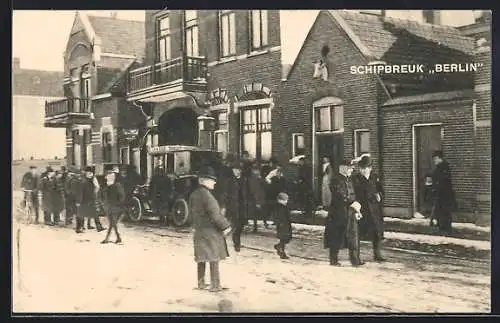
[86,15,145,57]
[12,67,64,97]
[284,10,474,80]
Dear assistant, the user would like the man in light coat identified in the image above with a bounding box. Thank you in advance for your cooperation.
[189,166,232,292]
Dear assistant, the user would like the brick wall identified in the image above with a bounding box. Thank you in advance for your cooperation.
[91,98,119,166]
[382,97,476,219]
[277,11,382,191]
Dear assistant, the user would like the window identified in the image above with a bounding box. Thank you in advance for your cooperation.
[157,15,171,61]
[315,105,344,132]
[219,10,236,57]
[214,111,228,153]
[71,130,79,166]
[292,133,305,157]
[354,129,370,157]
[241,105,272,160]
[185,10,199,57]
[250,10,268,50]
[102,131,113,163]
[120,147,130,164]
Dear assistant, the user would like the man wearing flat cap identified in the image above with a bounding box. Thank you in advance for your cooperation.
[324,159,364,266]
[352,155,386,262]
[431,151,457,235]
[189,165,231,292]
[21,165,40,223]
[39,166,64,225]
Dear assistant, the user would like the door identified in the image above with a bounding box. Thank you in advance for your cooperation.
[415,125,443,212]
[316,133,344,199]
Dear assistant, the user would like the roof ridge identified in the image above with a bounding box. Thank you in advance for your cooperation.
[87,15,144,23]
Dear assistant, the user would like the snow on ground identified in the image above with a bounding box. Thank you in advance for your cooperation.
[383,217,490,232]
[12,221,490,313]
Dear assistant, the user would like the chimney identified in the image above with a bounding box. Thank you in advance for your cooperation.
[423,10,441,25]
[110,12,118,19]
[13,57,20,70]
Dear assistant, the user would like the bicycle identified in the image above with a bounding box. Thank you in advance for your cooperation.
[22,190,35,224]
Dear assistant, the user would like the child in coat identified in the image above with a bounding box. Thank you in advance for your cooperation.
[273,192,292,259]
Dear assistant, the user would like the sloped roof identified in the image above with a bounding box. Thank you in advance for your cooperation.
[382,89,474,107]
[12,68,64,97]
[333,10,475,58]
[97,57,136,94]
[87,15,145,57]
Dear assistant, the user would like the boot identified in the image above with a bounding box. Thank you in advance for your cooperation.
[373,239,387,262]
[209,262,224,292]
[87,219,95,230]
[196,263,208,290]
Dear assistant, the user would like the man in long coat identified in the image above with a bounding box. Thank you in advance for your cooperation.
[101,170,126,244]
[39,167,64,225]
[222,156,247,252]
[352,156,386,262]
[431,150,457,234]
[76,166,104,233]
[189,166,231,292]
[248,162,266,232]
[324,159,363,266]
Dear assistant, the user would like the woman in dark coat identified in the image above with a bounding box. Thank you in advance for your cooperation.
[431,151,457,234]
[76,166,104,233]
[248,163,266,232]
[273,192,292,259]
[101,171,126,244]
[352,156,386,262]
[324,159,363,266]
[188,166,231,292]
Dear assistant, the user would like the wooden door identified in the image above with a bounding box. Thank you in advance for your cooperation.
[316,133,344,199]
[415,125,443,211]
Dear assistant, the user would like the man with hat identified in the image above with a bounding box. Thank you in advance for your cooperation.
[76,166,105,233]
[431,150,456,235]
[21,165,40,223]
[352,155,386,262]
[188,165,231,292]
[100,169,126,244]
[39,166,64,225]
[221,154,248,252]
[63,166,82,227]
[324,159,364,266]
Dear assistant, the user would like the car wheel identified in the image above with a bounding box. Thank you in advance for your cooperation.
[127,197,142,222]
[171,198,189,227]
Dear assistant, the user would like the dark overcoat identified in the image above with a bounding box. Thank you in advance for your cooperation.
[39,176,65,214]
[274,203,292,243]
[432,161,457,212]
[189,185,231,263]
[247,173,266,220]
[223,173,246,226]
[77,177,99,219]
[324,175,358,249]
[101,182,126,215]
[352,172,385,241]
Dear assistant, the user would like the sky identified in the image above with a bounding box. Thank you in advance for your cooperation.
[12,10,476,71]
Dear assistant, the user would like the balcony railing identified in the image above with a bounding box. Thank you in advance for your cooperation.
[45,98,91,118]
[128,56,208,94]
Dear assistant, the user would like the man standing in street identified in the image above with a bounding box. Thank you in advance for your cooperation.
[101,170,126,244]
[76,166,105,233]
[223,155,246,252]
[189,166,231,292]
[64,167,81,229]
[20,165,40,223]
[431,151,457,235]
[324,159,364,267]
[297,156,313,219]
[352,156,386,262]
[39,167,65,226]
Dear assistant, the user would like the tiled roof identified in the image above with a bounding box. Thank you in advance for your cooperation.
[87,15,145,57]
[12,68,64,97]
[97,57,136,94]
[335,10,475,58]
[382,89,474,107]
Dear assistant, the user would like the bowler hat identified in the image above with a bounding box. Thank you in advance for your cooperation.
[46,166,55,173]
[432,150,444,158]
[84,166,94,173]
[339,158,354,167]
[357,155,372,169]
[29,165,37,169]
[198,166,217,181]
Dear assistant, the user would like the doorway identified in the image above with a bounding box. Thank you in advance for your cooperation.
[413,124,443,212]
[316,133,344,199]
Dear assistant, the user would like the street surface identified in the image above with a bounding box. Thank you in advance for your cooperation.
[12,215,490,313]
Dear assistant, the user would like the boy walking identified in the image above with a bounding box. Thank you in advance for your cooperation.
[273,192,292,259]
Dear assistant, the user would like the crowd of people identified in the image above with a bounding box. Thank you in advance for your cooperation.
[20,164,142,243]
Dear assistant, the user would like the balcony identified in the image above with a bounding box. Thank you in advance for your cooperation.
[44,98,93,128]
[127,56,208,102]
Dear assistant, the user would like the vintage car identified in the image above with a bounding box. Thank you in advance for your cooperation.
[127,145,222,227]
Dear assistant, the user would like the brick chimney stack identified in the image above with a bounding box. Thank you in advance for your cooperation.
[13,57,20,70]
[422,10,441,25]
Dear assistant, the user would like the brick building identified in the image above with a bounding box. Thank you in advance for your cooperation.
[126,10,281,181]
[13,58,65,160]
[277,10,486,221]
[44,12,146,174]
